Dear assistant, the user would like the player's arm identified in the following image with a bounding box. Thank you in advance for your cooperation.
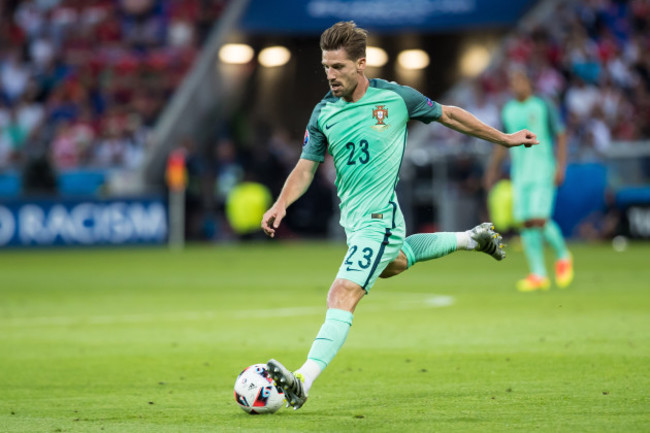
[484,145,508,191]
[437,105,539,148]
[261,158,320,238]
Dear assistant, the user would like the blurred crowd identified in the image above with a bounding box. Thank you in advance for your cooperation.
[2,0,648,240]
[0,0,226,173]
[432,0,650,161]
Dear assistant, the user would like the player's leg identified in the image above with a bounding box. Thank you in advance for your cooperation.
[268,277,362,410]
[539,188,573,287]
[542,219,569,260]
[550,231,574,288]
[519,218,549,282]
[515,183,550,291]
[294,278,362,389]
[268,226,393,410]
[294,228,395,390]
[380,223,505,278]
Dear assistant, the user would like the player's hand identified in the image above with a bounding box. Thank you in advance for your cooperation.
[505,129,539,148]
[261,204,286,238]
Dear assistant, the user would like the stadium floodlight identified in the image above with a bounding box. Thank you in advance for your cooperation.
[397,49,429,70]
[460,45,491,77]
[258,46,291,68]
[366,46,388,67]
[219,43,255,64]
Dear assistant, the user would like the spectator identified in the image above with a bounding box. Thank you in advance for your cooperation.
[534,58,565,99]
[0,106,28,164]
[599,78,626,125]
[16,82,45,136]
[565,76,601,121]
[50,120,79,170]
[93,118,131,168]
[0,48,30,103]
[581,106,612,161]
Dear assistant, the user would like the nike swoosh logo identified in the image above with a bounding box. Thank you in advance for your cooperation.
[346,267,361,272]
[325,122,339,130]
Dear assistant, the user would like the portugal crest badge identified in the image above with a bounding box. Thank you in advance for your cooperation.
[372,105,389,130]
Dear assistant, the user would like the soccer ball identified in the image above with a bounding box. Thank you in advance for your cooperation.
[233,364,285,414]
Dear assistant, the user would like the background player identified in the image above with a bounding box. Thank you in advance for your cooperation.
[261,21,539,410]
[484,68,574,292]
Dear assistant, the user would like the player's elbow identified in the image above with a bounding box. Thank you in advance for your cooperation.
[437,105,460,127]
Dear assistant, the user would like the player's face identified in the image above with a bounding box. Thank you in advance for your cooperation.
[322,48,365,100]
[510,72,532,100]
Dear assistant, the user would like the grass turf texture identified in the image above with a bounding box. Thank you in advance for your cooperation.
[1,242,649,433]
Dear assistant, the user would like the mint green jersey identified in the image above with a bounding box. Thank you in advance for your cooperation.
[301,78,442,231]
[501,95,564,184]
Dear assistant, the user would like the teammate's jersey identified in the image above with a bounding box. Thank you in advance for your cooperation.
[301,78,442,231]
[501,95,565,184]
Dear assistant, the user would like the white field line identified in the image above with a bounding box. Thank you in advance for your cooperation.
[0,294,454,328]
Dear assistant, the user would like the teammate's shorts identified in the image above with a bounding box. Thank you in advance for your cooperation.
[336,213,406,292]
[513,180,556,222]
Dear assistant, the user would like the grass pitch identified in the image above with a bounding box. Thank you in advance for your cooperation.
[1,241,649,432]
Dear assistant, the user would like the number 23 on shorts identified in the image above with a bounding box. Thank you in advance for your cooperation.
[344,245,374,271]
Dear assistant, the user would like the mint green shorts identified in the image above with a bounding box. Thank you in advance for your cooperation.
[336,216,406,292]
[513,181,556,222]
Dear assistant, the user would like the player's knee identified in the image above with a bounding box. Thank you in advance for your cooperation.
[327,279,365,312]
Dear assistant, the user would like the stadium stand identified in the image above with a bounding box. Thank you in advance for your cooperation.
[0,0,227,197]
[412,0,650,157]
[2,0,648,241]
[406,0,650,236]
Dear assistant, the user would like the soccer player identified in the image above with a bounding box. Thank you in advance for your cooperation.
[261,21,539,410]
[484,68,574,292]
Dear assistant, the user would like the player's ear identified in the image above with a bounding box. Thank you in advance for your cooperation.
[357,57,366,72]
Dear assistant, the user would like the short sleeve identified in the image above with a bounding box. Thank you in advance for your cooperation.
[400,85,443,123]
[300,102,328,162]
[372,79,442,123]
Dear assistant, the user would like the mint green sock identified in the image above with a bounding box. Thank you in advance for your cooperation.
[542,220,570,260]
[307,308,353,370]
[520,228,547,277]
[401,232,457,268]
